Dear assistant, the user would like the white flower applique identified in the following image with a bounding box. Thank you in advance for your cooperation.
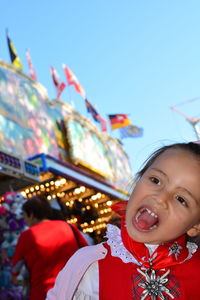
[137,268,175,300]
[168,242,182,260]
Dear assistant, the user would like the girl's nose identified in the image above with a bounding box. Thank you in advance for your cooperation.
[154,190,169,209]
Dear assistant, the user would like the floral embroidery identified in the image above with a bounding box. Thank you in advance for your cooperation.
[168,242,182,260]
[137,268,174,300]
[132,268,180,300]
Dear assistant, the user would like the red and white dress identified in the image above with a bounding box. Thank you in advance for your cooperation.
[47,222,200,300]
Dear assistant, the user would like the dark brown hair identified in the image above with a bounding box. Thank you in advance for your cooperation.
[22,195,53,220]
[136,142,200,181]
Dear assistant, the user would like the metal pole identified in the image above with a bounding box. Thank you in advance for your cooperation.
[189,121,200,140]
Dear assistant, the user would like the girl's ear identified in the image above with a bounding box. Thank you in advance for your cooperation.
[187,223,200,237]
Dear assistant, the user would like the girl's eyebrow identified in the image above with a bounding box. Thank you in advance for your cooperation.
[150,168,167,177]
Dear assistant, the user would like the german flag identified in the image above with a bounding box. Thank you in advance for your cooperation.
[6,31,23,70]
[108,114,131,130]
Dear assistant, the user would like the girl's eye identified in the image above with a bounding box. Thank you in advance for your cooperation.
[176,195,187,207]
[150,177,160,185]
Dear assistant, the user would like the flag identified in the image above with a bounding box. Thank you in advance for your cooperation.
[26,49,37,80]
[85,99,100,122]
[6,31,23,70]
[97,116,107,132]
[119,125,143,139]
[108,114,131,130]
[50,66,66,99]
[63,64,86,98]
[85,99,107,132]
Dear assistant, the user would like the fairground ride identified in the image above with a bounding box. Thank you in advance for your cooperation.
[170,97,200,140]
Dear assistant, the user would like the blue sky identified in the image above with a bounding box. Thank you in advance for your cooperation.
[0,0,200,174]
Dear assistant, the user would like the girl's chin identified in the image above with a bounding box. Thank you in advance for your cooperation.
[128,230,160,244]
[128,226,166,245]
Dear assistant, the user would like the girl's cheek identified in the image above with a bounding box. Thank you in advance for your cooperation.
[127,196,134,209]
[126,197,134,216]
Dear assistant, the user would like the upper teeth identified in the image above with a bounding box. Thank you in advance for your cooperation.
[136,208,158,222]
[146,208,158,218]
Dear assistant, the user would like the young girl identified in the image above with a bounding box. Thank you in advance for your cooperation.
[46,141,200,300]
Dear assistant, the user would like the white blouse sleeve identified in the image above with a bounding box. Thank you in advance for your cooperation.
[46,244,107,300]
[73,261,99,300]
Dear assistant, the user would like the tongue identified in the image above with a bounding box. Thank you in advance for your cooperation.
[137,210,157,230]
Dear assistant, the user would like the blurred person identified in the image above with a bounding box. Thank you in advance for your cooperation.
[12,195,88,300]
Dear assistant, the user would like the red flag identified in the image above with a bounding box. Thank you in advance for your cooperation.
[63,64,86,98]
[50,66,66,99]
[26,49,37,80]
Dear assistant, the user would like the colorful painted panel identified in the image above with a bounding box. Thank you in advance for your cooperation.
[105,137,133,193]
[67,119,113,178]
[0,63,64,159]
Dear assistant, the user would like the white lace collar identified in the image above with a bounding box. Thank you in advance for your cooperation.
[105,224,198,265]
[105,224,141,265]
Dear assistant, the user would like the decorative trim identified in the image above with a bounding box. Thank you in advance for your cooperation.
[106,224,198,266]
[106,224,141,265]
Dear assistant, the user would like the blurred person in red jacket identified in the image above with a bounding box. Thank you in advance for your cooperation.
[12,195,88,300]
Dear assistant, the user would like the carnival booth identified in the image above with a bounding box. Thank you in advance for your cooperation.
[0,60,133,298]
[0,60,133,238]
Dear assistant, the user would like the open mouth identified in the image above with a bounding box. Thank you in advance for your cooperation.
[133,207,159,231]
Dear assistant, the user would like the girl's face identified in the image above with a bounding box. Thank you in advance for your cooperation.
[125,148,200,245]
